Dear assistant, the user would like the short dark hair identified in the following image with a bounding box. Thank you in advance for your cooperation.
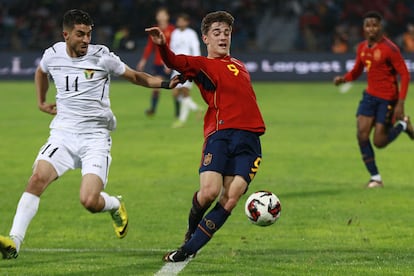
[177,13,190,22]
[63,9,93,30]
[155,6,169,16]
[363,11,383,22]
[201,11,234,35]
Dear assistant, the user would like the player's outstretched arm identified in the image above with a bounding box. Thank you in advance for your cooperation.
[35,66,56,115]
[122,65,181,89]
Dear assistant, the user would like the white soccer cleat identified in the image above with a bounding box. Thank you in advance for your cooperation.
[366,179,384,188]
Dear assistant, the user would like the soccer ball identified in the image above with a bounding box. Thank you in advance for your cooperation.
[244,191,281,226]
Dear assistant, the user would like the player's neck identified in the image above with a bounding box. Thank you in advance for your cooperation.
[207,53,230,59]
[159,22,169,30]
[367,37,382,48]
[66,47,81,58]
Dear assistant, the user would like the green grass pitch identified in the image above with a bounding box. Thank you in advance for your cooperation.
[1,80,414,275]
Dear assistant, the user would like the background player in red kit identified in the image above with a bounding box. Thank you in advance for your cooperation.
[334,11,414,188]
[136,7,177,117]
[146,11,266,262]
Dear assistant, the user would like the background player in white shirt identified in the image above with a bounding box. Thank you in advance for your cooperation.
[170,13,203,128]
[0,9,180,259]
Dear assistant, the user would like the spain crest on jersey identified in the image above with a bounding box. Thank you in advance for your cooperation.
[203,153,213,166]
[84,69,95,79]
[374,49,382,61]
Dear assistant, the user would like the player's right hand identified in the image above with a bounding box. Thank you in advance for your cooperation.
[333,76,346,86]
[145,27,166,45]
[39,102,57,115]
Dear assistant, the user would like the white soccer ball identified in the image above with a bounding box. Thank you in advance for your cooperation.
[244,191,281,226]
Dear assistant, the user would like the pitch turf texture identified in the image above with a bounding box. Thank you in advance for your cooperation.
[1,81,413,275]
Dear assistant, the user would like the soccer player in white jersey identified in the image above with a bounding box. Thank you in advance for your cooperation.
[170,13,203,128]
[0,9,180,259]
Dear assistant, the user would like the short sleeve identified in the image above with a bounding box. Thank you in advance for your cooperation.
[38,48,52,74]
[98,52,126,76]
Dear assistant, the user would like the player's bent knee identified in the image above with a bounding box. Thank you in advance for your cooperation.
[198,188,220,203]
[373,139,388,149]
[26,173,51,196]
[357,133,370,142]
[220,198,239,212]
[80,195,101,213]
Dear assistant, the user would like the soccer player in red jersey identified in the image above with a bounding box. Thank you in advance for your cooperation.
[136,7,176,117]
[334,11,414,188]
[146,11,266,262]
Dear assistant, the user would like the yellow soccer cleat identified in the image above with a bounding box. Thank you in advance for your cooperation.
[110,196,128,238]
[171,120,185,128]
[0,235,18,259]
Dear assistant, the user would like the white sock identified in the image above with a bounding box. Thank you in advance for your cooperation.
[179,97,192,122]
[371,174,382,182]
[9,192,40,252]
[100,192,120,212]
[398,120,407,131]
[186,97,198,111]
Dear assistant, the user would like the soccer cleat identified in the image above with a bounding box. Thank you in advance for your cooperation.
[0,235,18,259]
[172,120,185,128]
[145,109,155,117]
[163,248,190,262]
[366,179,384,188]
[403,116,414,140]
[110,196,128,239]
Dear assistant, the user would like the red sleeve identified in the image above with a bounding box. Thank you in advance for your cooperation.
[158,44,198,78]
[390,49,410,100]
[344,43,364,82]
[141,36,155,60]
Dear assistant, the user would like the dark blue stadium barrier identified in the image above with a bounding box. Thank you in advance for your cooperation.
[1,51,414,81]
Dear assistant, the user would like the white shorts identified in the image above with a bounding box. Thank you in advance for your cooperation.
[171,70,193,89]
[34,129,112,186]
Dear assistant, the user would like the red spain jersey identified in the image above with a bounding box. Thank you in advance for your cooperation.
[141,24,175,66]
[159,45,266,138]
[344,36,410,101]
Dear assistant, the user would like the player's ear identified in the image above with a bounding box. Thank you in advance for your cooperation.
[202,34,208,45]
[62,30,69,41]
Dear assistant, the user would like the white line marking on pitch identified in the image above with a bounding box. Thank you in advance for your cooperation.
[154,257,192,276]
[22,248,193,275]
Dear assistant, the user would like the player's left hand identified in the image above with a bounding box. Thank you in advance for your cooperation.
[39,102,57,115]
[167,75,186,89]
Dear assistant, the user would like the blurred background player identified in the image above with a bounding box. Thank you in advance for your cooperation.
[146,10,266,262]
[170,13,203,128]
[334,11,414,188]
[401,22,414,53]
[136,7,177,117]
[0,9,180,259]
